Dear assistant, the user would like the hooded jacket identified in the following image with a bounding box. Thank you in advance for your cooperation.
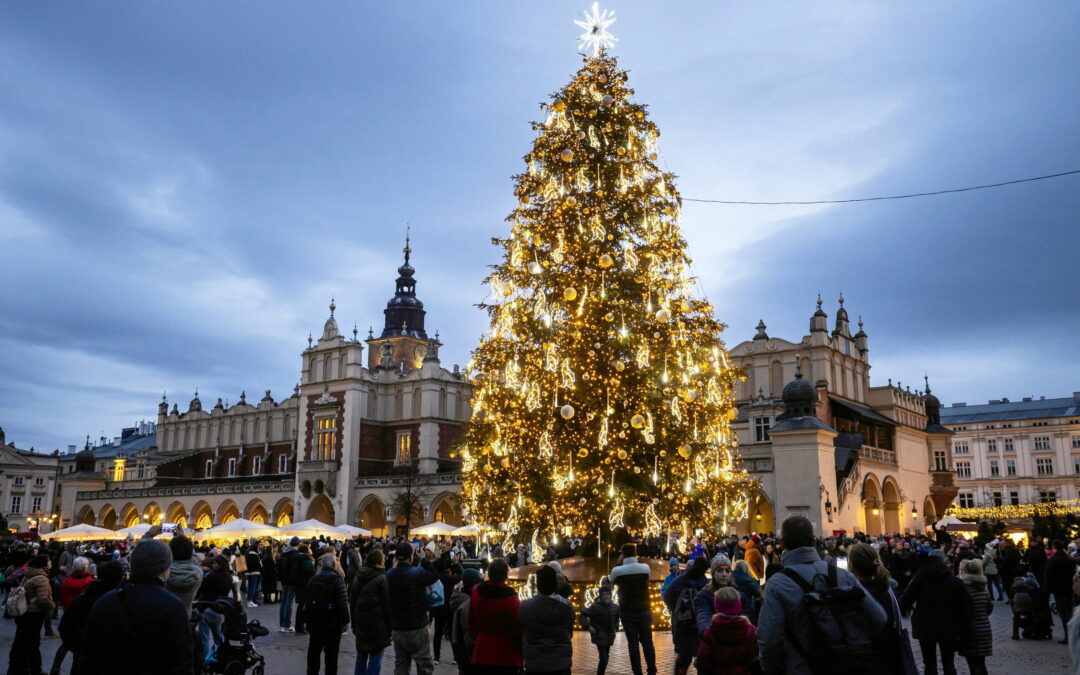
[518,593,575,672]
[580,597,620,647]
[469,580,523,667]
[350,564,391,652]
[165,557,204,615]
[741,538,765,580]
[59,570,94,610]
[695,613,759,675]
[663,570,708,655]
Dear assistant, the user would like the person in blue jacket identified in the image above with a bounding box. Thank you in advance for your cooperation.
[662,556,709,675]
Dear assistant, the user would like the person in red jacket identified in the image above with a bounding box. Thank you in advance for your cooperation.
[468,559,522,674]
[58,556,94,610]
[694,587,759,675]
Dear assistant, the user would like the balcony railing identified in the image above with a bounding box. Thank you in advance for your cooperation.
[860,445,897,465]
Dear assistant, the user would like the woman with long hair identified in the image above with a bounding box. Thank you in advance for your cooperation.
[848,543,914,675]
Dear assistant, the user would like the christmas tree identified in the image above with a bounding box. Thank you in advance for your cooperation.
[459,11,755,553]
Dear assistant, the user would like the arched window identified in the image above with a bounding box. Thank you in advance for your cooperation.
[412,388,423,418]
[770,360,783,398]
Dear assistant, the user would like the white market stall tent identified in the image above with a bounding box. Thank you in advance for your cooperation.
[192,518,279,542]
[277,519,348,540]
[41,524,125,542]
[409,521,457,537]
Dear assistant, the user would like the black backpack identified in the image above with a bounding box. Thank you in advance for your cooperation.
[779,563,874,675]
[672,584,697,629]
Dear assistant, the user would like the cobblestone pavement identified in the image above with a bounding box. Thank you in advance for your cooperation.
[0,596,1069,674]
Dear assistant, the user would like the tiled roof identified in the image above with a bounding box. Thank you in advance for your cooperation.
[941,396,1080,425]
[59,433,157,460]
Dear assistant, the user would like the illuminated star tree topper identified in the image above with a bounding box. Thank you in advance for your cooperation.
[575,2,618,57]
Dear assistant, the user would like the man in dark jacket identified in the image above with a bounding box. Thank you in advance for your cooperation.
[900,549,968,675]
[519,565,575,675]
[294,545,316,634]
[278,537,303,631]
[305,553,350,675]
[385,542,438,674]
[78,539,193,675]
[609,543,656,675]
[59,561,125,675]
[244,542,263,607]
[351,550,392,675]
[449,568,482,675]
[1045,540,1078,642]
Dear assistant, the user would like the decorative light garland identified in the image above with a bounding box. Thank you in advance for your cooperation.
[946,498,1080,520]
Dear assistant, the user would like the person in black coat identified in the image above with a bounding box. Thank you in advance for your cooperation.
[58,561,125,675]
[900,549,969,675]
[1045,540,1078,642]
[197,555,234,602]
[662,556,708,675]
[77,540,193,675]
[305,553,350,675]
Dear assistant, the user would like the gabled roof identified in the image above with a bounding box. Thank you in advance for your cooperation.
[940,396,1080,425]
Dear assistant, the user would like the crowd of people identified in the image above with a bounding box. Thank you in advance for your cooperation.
[2,517,1078,674]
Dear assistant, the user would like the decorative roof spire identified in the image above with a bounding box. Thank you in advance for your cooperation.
[924,375,931,394]
[329,297,336,317]
[810,293,828,332]
[753,319,769,341]
[404,225,411,265]
[381,230,427,339]
[353,324,359,341]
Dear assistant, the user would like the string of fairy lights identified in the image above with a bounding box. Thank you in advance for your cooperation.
[946,498,1080,521]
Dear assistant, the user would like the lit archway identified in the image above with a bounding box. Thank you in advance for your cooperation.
[143,502,163,525]
[881,478,902,534]
[357,498,387,538]
[272,498,294,528]
[861,474,883,536]
[99,505,117,530]
[217,500,240,525]
[922,496,937,531]
[119,504,140,529]
[165,501,188,529]
[76,505,96,526]
[306,494,334,525]
[244,499,269,525]
[191,501,213,531]
[431,493,463,527]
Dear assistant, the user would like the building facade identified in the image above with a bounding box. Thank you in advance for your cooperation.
[942,393,1080,508]
[727,296,957,536]
[0,428,60,533]
[58,240,473,536]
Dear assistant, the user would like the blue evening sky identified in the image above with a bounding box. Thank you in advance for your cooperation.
[2,3,1078,451]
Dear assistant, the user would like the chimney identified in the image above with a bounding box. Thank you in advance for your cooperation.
[67,445,76,454]
[952,403,966,407]
[1022,397,1032,402]
[988,400,1001,405]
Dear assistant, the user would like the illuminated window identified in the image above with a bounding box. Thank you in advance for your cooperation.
[435,509,444,523]
[113,459,125,482]
[278,454,288,473]
[396,431,412,465]
[316,417,337,460]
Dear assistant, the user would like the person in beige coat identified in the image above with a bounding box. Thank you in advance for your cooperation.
[8,555,56,675]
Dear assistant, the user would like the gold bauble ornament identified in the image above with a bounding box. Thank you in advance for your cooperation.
[684,389,699,402]
[598,74,608,83]
[598,253,614,268]
[655,309,670,322]
[560,404,575,419]
[614,360,625,372]
[501,457,511,468]
[577,448,589,458]
[678,444,692,458]
[649,152,658,161]
[604,312,614,322]
[564,287,578,301]
[577,130,586,140]
[566,195,577,206]
[681,300,692,313]
[560,148,574,162]
[633,466,641,473]
[601,94,614,105]
[520,195,530,204]
[616,147,626,156]
[630,414,645,429]
[553,100,566,112]
[617,449,628,460]
[527,261,543,275]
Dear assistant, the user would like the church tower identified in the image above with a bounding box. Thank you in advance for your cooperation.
[366,234,439,373]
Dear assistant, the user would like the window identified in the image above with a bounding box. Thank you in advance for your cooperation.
[316,417,337,461]
[989,460,999,477]
[10,496,21,514]
[958,493,974,508]
[205,460,213,477]
[934,450,948,471]
[1074,456,1080,475]
[1072,437,1080,449]
[992,491,1003,507]
[1036,457,1054,475]
[278,454,288,474]
[137,467,144,480]
[987,439,997,453]
[252,456,262,476]
[1004,438,1014,452]
[1034,421,1049,427]
[1010,491,1020,506]
[33,477,44,486]
[227,458,237,477]
[396,432,412,466]
[13,476,24,486]
[1003,424,1013,428]
[113,460,125,482]
[753,417,771,443]
[954,442,969,454]
[1039,490,1057,503]
[956,461,971,478]
[1006,459,1017,476]
[31,497,41,513]
[1035,437,1051,450]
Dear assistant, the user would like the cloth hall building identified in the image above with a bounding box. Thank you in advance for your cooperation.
[58,241,473,537]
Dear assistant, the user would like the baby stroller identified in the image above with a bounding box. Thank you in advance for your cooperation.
[193,597,269,675]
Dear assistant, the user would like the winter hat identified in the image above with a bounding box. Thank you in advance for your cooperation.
[548,560,563,576]
[461,568,482,591]
[928,549,947,564]
[668,557,680,567]
[1069,543,1077,552]
[395,542,415,560]
[598,585,612,598]
[536,565,558,595]
[289,536,301,547]
[713,587,742,615]
[711,554,732,573]
[130,539,173,577]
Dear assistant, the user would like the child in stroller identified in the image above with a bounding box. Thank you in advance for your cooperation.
[194,596,269,674]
